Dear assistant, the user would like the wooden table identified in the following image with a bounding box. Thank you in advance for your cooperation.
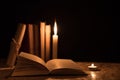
[1,62,120,80]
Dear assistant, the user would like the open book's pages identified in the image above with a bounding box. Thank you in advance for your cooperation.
[11,52,49,76]
[46,59,87,75]
[11,52,87,76]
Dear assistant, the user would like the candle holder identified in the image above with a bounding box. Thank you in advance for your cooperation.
[88,63,100,71]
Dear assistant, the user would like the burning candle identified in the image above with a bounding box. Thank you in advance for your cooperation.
[88,63,98,70]
[52,21,58,59]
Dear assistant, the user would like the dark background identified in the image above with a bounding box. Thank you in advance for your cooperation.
[0,1,120,62]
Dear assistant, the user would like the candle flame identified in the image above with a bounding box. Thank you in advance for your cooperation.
[54,21,57,35]
[91,63,94,66]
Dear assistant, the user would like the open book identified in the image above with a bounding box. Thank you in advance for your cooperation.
[11,52,87,76]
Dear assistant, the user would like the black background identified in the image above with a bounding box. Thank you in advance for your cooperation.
[0,1,120,62]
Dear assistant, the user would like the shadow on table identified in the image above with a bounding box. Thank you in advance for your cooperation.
[7,74,88,80]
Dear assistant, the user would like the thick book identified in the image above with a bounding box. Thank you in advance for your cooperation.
[7,23,26,67]
[11,52,87,76]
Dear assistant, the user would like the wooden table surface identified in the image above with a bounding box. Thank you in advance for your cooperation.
[1,61,120,80]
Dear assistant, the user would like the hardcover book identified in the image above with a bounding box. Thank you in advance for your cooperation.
[11,52,87,76]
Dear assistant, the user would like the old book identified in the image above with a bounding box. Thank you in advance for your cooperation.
[7,24,26,67]
[33,24,40,56]
[28,24,34,54]
[11,52,87,76]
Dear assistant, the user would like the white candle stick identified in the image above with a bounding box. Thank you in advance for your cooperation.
[52,21,58,59]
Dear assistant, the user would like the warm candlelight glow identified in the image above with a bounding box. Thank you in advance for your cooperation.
[88,63,97,69]
[88,63,100,71]
[91,63,95,67]
[54,21,57,35]
[90,72,96,80]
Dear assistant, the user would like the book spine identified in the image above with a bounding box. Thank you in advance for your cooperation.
[7,24,26,67]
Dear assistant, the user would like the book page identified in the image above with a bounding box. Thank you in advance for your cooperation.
[19,52,46,66]
[11,52,49,76]
[46,59,86,75]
